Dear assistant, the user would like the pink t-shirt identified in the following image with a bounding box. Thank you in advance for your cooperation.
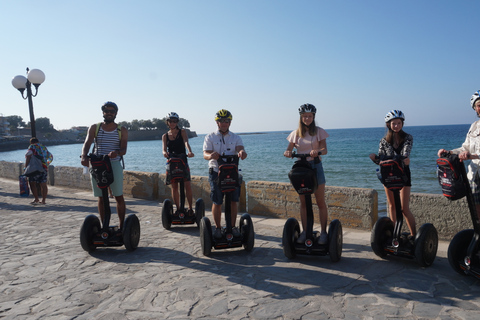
[287,126,329,157]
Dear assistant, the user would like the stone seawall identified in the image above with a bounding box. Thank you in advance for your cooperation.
[0,160,470,240]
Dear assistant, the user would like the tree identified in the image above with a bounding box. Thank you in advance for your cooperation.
[6,115,26,131]
[35,117,56,132]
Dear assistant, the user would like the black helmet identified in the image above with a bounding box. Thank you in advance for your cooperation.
[298,103,316,114]
[101,101,118,112]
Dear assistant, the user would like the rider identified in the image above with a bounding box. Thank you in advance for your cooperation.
[284,103,329,245]
[369,110,416,239]
[81,101,128,231]
[162,112,195,214]
[203,109,247,239]
[438,90,480,220]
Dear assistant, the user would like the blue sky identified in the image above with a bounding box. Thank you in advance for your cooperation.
[0,1,479,134]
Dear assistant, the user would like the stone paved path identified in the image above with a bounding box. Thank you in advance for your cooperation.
[1,178,480,319]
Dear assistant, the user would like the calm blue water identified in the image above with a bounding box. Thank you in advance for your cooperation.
[0,124,470,211]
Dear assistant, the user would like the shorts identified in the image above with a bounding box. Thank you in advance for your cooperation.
[208,170,241,205]
[471,173,480,205]
[91,160,123,197]
[308,160,326,185]
[29,171,47,183]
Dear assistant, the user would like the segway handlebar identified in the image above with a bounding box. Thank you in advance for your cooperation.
[168,152,186,159]
[217,154,239,165]
[290,151,322,159]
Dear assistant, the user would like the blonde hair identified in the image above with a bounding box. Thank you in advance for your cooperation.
[296,115,317,138]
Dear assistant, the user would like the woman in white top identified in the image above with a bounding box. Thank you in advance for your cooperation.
[284,103,329,245]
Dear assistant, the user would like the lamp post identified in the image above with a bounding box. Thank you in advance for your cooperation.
[12,68,46,138]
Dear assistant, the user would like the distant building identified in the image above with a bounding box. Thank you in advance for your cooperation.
[0,116,11,136]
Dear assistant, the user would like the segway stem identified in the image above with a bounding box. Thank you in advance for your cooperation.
[179,179,186,212]
[392,189,403,240]
[101,187,112,232]
[224,192,232,233]
[305,194,314,239]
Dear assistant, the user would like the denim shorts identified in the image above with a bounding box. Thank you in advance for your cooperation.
[91,160,123,197]
[308,160,326,185]
[208,170,241,205]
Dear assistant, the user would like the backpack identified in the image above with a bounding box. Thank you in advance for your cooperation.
[288,160,318,195]
[167,155,188,183]
[379,158,408,190]
[217,157,239,193]
[436,154,467,200]
[89,154,114,189]
[94,123,124,168]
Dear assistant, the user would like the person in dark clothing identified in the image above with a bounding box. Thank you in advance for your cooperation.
[162,112,195,214]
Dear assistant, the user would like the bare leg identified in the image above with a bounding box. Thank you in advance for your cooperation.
[185,181,193,210]
[314,184,328,233]
[384,187,396,223]
[29,181,39,203]
[231,201,238,227]
[400,186,416,236]
[212,203,222,228]
[40,182,48,204]
[115,195,126,230]
[299,194,307,231]
[171,182,180,210]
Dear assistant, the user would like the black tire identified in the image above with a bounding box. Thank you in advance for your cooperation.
[80,214,101,253]
[195,198,205,227]
[123,214,140,252]
[371,217,394,258]
[200,217,213,256]
[240,213,255,252]
[414,223,438,267]
[282,218,300,259]
[161,199,173,230]
[328,219,343,262]
[448,229,474,276]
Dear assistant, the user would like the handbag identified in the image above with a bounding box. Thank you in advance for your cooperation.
[24,155,46,177]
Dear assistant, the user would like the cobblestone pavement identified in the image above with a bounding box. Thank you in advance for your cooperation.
[1,178,480,319]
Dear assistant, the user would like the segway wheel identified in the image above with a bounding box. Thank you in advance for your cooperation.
[282,217,300,259]
[161,199,173,230]
[195,198,205,227]
[123,214,140,252]
[414,223,438,267]
[371,217,394,258]
[240,213,255,252]
[80,214,101,252]
[200,217,213,256]
[448,229,474,276]
[328,219,343,262]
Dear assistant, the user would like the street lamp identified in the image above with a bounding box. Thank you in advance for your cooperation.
[12,68,46,138]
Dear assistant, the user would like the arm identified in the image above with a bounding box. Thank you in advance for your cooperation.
[284,142,295,157]
[310,138,327,158]
[80,124,96,166]
[162,133,169,158]
[203,150,219,160]
[235,145,247,160]
[181,129,194,158]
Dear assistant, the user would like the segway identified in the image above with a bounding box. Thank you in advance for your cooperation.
[282,152,343,262]
[438,153,480,279]
[162,153,205,229]
[80,154,140,252]
[199,154,254,256]
[371,156,438,267]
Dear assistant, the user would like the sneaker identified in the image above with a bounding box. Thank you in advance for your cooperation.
[214,228,223,239]
[318,231,328,245]
[187,209,195,216]
[232,227,241,238]
[296,231,306,244]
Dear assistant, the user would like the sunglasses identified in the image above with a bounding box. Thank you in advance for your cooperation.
[168,119,179,123]
[218,119,231,123]
[103,109,117,114]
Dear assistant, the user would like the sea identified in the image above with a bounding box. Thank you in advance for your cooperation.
[0,124,471,212]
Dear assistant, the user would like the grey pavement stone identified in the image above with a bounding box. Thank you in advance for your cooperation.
[1,177,480,319]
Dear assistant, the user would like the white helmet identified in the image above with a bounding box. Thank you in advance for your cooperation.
[167,112,180,120]
[384,110,405,123]
[470,90,480,109]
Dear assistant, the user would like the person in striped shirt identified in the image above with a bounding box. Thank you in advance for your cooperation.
[81,101,128,232]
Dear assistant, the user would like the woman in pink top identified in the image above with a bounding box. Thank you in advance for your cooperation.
[284,103,329,244]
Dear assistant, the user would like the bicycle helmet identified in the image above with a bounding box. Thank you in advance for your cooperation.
[101,101,118,112]
[215,109,233,121]
[384,110,405,123]
[298,103,316,114]
[470,90,480,109]
[167,112,180,120]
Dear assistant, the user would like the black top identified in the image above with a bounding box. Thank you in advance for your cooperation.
[167,129,185,155]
